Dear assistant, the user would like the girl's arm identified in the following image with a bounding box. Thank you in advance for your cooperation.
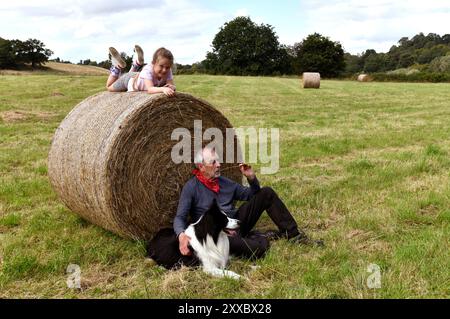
[144,79,175,96]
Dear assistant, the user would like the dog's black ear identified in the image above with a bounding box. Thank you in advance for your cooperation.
[209,198,220,211]
[206,198,223,221]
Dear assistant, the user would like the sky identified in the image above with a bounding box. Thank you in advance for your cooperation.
[0,0,449,65]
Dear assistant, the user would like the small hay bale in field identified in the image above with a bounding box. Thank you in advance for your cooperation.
[302,72,320,89]
[48,92,242,240]
[357,74,370,82]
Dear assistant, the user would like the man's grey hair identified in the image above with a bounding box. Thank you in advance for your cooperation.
[194,146,216,168]
[194,149,204,168]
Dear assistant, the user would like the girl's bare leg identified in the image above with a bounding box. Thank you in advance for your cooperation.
[105,65,123,91]
[106,74,118,88]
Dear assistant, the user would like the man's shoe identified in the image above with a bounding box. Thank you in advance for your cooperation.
[109,47,126,69]
[262,229,324,247]
[261,229,283,240]
[288,233,325,247]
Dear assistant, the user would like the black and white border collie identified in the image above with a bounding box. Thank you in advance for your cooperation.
[147,199,241,280]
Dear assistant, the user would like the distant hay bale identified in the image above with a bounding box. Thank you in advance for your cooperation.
[302,72,320,89]
[357,74,370,82]
[48,92,241,240]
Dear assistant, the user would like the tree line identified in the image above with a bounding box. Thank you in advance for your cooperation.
[345,32,450,74]
[2,17,449,78]
[195,17,345,77]
[178,17,450,77]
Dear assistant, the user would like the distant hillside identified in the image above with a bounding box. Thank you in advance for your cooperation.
[0,62,109,75]
[45,62,109,75]
[345,32,450,74]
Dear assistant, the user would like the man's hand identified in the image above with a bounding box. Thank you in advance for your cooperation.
[178,232,192,256]
[239,163,256,181]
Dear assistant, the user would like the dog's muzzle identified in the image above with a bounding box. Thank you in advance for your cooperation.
[224,219,240,236]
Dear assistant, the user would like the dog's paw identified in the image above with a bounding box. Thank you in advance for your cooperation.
[223,270,242,280]
[204,268,242,280]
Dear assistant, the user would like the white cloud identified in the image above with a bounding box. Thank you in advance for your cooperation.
[0,0,449,63]
[73,0,161,16]
[0,0,226,64]
[0,0,162,16]
[298,0,450,54]
[234,8,248,17]
[232,8,265,26]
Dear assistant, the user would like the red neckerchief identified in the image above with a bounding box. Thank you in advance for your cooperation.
[192,169,219,193]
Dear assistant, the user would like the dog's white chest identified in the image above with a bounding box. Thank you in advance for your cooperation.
[186,227,230,269]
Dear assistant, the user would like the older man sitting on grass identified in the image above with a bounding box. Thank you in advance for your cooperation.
[174,146,324,260]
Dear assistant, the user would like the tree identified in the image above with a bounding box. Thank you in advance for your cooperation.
[442,34,450,44]
[398,52,415,68]
[428,55,450,72]
[11,38,53,68]
[292,33,345,77]
[274,44,294,75]
[398,37,410,47]
[0,37,16,68]
[359,49,377,70]
[203,51,219,74]
[97,59,112,70]
[79,59,91,65]
[364,52,388,73]
[204,16,288,75]
[343,53,360,75]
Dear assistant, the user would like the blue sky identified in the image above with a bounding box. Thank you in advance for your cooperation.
[0,0,449,65]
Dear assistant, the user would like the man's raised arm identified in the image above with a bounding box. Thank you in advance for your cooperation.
[234,163,261,201]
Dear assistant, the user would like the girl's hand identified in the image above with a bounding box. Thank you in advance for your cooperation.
[162,87,175,97]
[164,84,176,91]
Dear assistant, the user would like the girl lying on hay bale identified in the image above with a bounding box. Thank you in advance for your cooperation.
[106,45,176,97]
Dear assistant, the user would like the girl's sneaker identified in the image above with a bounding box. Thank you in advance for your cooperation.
[130,45,145,72]
[134,45,144,65]
[109,47,126,69]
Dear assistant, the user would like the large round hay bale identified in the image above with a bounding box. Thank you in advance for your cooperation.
[357,74,370,82]
[48,92,242,240]
[302,72,320,89]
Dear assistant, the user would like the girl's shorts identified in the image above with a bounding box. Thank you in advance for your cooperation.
[111,72,138,92]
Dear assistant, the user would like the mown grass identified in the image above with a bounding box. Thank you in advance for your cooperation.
[0,74,449,298]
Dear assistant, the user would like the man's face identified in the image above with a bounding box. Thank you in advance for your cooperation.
[199,149,221,179]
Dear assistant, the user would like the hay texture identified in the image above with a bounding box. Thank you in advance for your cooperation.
[302,72,320,89]
[357,74,370,82]
[48,92,242,240]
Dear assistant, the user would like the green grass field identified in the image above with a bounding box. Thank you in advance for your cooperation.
[0,74,449,298]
